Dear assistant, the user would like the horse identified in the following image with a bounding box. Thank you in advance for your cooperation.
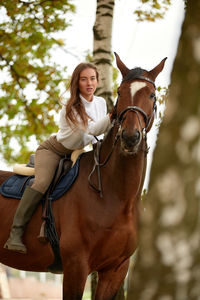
[0,53,166,300]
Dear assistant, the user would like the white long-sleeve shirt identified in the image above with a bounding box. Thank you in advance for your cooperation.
[56,95,110,150]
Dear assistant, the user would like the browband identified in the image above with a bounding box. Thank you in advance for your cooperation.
[123,75,156,89]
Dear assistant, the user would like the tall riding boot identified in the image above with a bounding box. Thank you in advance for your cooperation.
[4,186,43,254]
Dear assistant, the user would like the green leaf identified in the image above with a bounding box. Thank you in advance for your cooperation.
[0,0,75,163]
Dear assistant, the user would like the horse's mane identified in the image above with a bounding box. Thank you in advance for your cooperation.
[123,67,146,82]
[103,122,115,142]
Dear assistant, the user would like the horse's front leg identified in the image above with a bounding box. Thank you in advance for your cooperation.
[62,256,89,300]
[94,259,129,300]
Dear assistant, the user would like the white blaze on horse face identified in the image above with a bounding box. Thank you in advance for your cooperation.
[130,82,146,103]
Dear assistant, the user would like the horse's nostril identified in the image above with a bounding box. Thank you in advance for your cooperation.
[134,130,140,141]
[122,129,141,147]
[121,129,126,140]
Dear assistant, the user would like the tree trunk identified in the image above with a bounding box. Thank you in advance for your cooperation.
[91,2,125,299]
[93,0,115,110]
[127,0,200,299]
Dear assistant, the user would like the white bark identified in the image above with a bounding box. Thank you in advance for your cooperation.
[93,0,115,110]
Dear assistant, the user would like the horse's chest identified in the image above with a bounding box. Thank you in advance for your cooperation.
[90,221,137,271]
[106,223,136,254]
[85,206,138,270]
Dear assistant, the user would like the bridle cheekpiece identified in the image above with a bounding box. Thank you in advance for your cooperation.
[116,76,157,138]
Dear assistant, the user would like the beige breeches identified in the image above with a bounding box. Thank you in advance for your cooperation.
[31,136,72,194]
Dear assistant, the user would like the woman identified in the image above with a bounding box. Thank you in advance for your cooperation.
[4,62,111,254]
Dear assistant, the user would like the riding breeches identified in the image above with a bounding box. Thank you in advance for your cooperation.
[31,136,72,194]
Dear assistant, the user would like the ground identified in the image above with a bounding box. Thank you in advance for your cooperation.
[8,276,62,299]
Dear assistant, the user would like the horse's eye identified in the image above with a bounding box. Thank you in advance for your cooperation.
[150,93,155,100]
[117,90,120,97]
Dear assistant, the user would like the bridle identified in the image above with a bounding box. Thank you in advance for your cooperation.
[88,76,157,197]
[116,76,157,136]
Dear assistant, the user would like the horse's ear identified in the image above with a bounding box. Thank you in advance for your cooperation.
[148,57,167,81]
[114,52,130,78]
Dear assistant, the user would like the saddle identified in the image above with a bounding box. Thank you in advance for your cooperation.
[14,153,72,189]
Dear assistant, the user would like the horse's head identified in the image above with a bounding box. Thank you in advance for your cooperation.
[113,52,167,155]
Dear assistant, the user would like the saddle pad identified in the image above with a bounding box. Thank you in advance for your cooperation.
[0,175,34,199]
[0,156,82,201]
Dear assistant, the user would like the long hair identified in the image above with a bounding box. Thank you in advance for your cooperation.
[65,63,99,127]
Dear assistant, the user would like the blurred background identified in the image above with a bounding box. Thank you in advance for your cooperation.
[1,0,199,299]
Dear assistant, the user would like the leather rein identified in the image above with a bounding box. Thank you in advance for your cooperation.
[88,76,157,197]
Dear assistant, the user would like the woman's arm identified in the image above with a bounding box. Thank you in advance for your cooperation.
[85,114,111,136]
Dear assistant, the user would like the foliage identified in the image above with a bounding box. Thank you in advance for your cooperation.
[112,64,119,100]
[155,86,169,126]
[0,0,75,163]
[135,0,171,21]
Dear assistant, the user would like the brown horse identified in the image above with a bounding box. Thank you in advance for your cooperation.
[0,53,166,300]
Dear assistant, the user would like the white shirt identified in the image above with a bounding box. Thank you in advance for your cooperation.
[56,95,110,150]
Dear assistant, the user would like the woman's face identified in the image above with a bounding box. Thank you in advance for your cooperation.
[78,68,98,101]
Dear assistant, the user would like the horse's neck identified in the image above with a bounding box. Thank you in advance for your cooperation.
[113,146,146,195]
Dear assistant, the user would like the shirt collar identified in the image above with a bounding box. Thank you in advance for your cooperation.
[80,94,94,104]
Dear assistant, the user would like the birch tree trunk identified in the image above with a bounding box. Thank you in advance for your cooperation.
[127,0,200,299]
[93,0,115,110]
[91,2,124,298]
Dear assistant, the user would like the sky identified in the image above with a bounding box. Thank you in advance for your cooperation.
[53,0,185,87]
[0,0,185,183]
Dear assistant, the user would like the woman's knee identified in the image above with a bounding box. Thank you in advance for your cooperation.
[32,180,50,194]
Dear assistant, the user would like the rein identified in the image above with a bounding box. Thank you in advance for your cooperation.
[88,76,157,197]
[88,130,120,198]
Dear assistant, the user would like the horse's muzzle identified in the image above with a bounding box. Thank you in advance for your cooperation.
[121,129,142,154]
